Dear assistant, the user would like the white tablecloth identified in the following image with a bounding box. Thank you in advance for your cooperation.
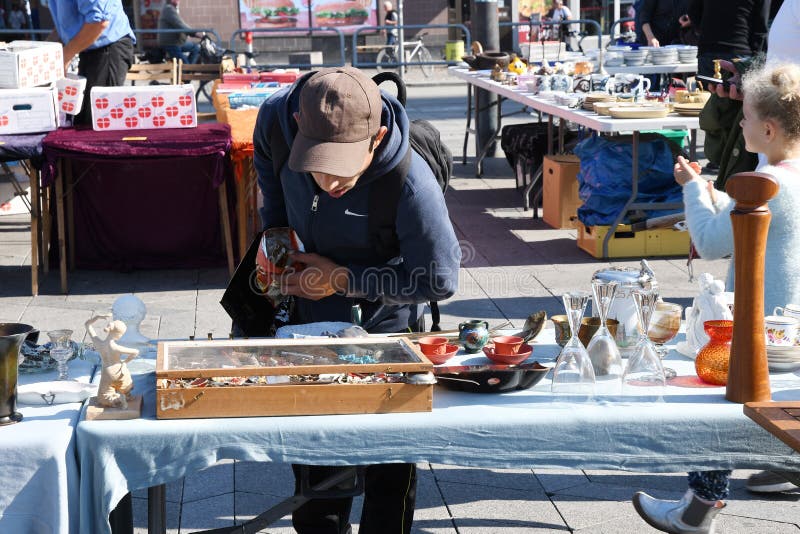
[76,331,800,534]
[0,358,95,534]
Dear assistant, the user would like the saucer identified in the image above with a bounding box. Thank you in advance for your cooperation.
[427,344,460,365]
[17,381,97,405]
[768,360,800,372]
[483,344,533,365]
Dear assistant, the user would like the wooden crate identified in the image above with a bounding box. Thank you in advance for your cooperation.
[155,337,433,419]
[543,154,582,229]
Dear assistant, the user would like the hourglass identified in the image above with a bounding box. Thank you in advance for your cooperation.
[587,279,623,394]
[551,291,595,399]
[622,289,666,401]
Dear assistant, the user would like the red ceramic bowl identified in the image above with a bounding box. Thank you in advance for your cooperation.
[492,335,524,355]
[418,336,449,356]
[483,343,533,365]
[426,343,459,365]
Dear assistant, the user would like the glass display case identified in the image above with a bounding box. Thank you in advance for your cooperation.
[155,337,434,419]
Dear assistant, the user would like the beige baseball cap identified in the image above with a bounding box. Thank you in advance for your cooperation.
[288,67,383,177]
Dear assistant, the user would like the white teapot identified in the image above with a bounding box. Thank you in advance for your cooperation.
[685,273,733,354]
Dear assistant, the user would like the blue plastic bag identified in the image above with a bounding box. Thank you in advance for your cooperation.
[575,134,683,226]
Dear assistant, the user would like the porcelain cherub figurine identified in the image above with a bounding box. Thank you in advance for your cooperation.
[85,314,140,409]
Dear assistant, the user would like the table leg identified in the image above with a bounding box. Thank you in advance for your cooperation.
[603,131,640,259]
[236,173,247,260]
[218,184,235,276]
[55,160,68,294]
[29,164,40,296]
[41,182,50,274]
[474,92,503,178]
[250,163,260,239]
[462,81,472,165]
[147,485,167,534]
[66,161,75,271]
[689,129,697,161]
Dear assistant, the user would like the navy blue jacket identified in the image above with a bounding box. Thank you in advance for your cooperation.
[253,77,460,334]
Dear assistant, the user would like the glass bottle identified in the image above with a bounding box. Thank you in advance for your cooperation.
[695,320,733,386]
[551,291,595,400]
[587,280,623,395]
[622,289,665,401]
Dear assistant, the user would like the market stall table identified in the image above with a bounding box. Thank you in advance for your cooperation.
[76,330,800,534]
[41,124,235,293]
[0,133,48,295]
[450,67,699,258]
[0,358,95,534]
[212,81,260,258]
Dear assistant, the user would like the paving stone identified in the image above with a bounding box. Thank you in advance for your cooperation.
[533,468,590,494]
[582,470,690,493]
[19,305,95,334]
[429,465,540,491]
[550,492,642,531]
[180,492,235,532]
[183,461,234,503]
[233,491,294,531]
[438,480,568,532]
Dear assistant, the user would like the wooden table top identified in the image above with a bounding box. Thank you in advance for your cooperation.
[744,401,800,453]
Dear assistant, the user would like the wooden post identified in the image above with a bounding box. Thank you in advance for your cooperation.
[725,171,780,403]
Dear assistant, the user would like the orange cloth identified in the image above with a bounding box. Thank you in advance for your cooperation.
[212,80,259,181]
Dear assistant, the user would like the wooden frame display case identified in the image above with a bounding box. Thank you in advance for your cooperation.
[155,337,434,419]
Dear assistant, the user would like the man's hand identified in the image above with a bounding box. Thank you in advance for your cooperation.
[674,156,703,186]
[679,14,691,28]
[649,37,660,47]
[708,59,743,100]
[277,252,350,301]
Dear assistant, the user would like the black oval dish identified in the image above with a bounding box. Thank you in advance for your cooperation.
[434,361,549,393]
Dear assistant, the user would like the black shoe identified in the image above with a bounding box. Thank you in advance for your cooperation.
[746,470,800,493]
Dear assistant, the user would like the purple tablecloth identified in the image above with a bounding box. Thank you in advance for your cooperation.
[0,133,46,167]
[40,124,235,270]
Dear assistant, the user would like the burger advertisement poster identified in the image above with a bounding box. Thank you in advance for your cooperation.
[239,0,377,34]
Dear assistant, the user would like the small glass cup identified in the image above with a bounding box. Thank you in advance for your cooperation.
[47,329,73,380]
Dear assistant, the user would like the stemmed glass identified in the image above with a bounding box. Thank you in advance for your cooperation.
[587,280,623,394]
[47,329,74,381]
[622,290,666,401]
[551,291,596,399]
[647,301,683,379]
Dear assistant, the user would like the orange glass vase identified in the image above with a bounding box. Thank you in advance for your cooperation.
[695,320,734,386]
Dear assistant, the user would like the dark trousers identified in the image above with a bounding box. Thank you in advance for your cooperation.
[697,51,737,79]
[76,36,134,126]
[292,463,417,534]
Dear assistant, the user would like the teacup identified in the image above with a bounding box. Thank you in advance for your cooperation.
[590,74,608,92]
[531,74,552,94]
[764,315,799,346]
[492,335,524,356]
[418,336,449,356]
[551,74,573,93]
[774,304,800,343]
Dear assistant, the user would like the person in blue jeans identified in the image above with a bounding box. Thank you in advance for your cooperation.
[633,60,800,534]
[157,0,201,64]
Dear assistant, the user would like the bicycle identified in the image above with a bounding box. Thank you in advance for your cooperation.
[376,31,434,78]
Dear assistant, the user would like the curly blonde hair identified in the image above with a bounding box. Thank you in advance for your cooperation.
[742,62,800,140]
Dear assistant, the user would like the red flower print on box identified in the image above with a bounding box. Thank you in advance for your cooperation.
[123,97,137,108]
[180,115,194,126]
[165,106,178,117]
[110,108,124,119]
[125,117,139,128]
[151,96,165,107]
[153,116,166,127]
[138,107,152,118]
[96,117,111,129]
[95,98,109,109]
[178,95,193,107]
[62,102,75,113]
[65,86,78,96]
[0,116,8,127]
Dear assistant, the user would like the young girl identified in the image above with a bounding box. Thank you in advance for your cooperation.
[633,61,800,534]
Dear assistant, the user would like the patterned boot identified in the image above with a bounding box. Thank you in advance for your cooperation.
[632,489,725,534]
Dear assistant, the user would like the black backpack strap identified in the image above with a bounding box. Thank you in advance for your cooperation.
[368,147,412,261]
[269,115,290,178]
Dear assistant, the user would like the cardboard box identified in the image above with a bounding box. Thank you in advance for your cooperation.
[0,41,64,89]
[155,337,433,419]
[55,74,87,115]
[543,154,581,229]
[90,84,197,131]
[0,87,58,135]
[577,222,690,259]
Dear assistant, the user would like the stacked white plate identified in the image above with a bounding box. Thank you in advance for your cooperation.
[767,343,800,372]
[605,52,624,67]
[666,45,698,63]
[623,49,648,66]
[649,48,679,65]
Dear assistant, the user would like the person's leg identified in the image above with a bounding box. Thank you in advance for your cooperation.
[76,37,134,126]
[386,33,397,61]
[359,463,416,534]
[163,45,182,62]
[291,464,354,534]
[632,470,729,534]
[181,41,200,64]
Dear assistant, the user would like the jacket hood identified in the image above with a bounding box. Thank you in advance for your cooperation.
[278,75,410,187]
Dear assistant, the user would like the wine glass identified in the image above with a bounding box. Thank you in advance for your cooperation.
[551,291,595,400]
[47,329,74,381]
[647,301,683,378]
[622,290,666,402]
[587,280,623,395]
